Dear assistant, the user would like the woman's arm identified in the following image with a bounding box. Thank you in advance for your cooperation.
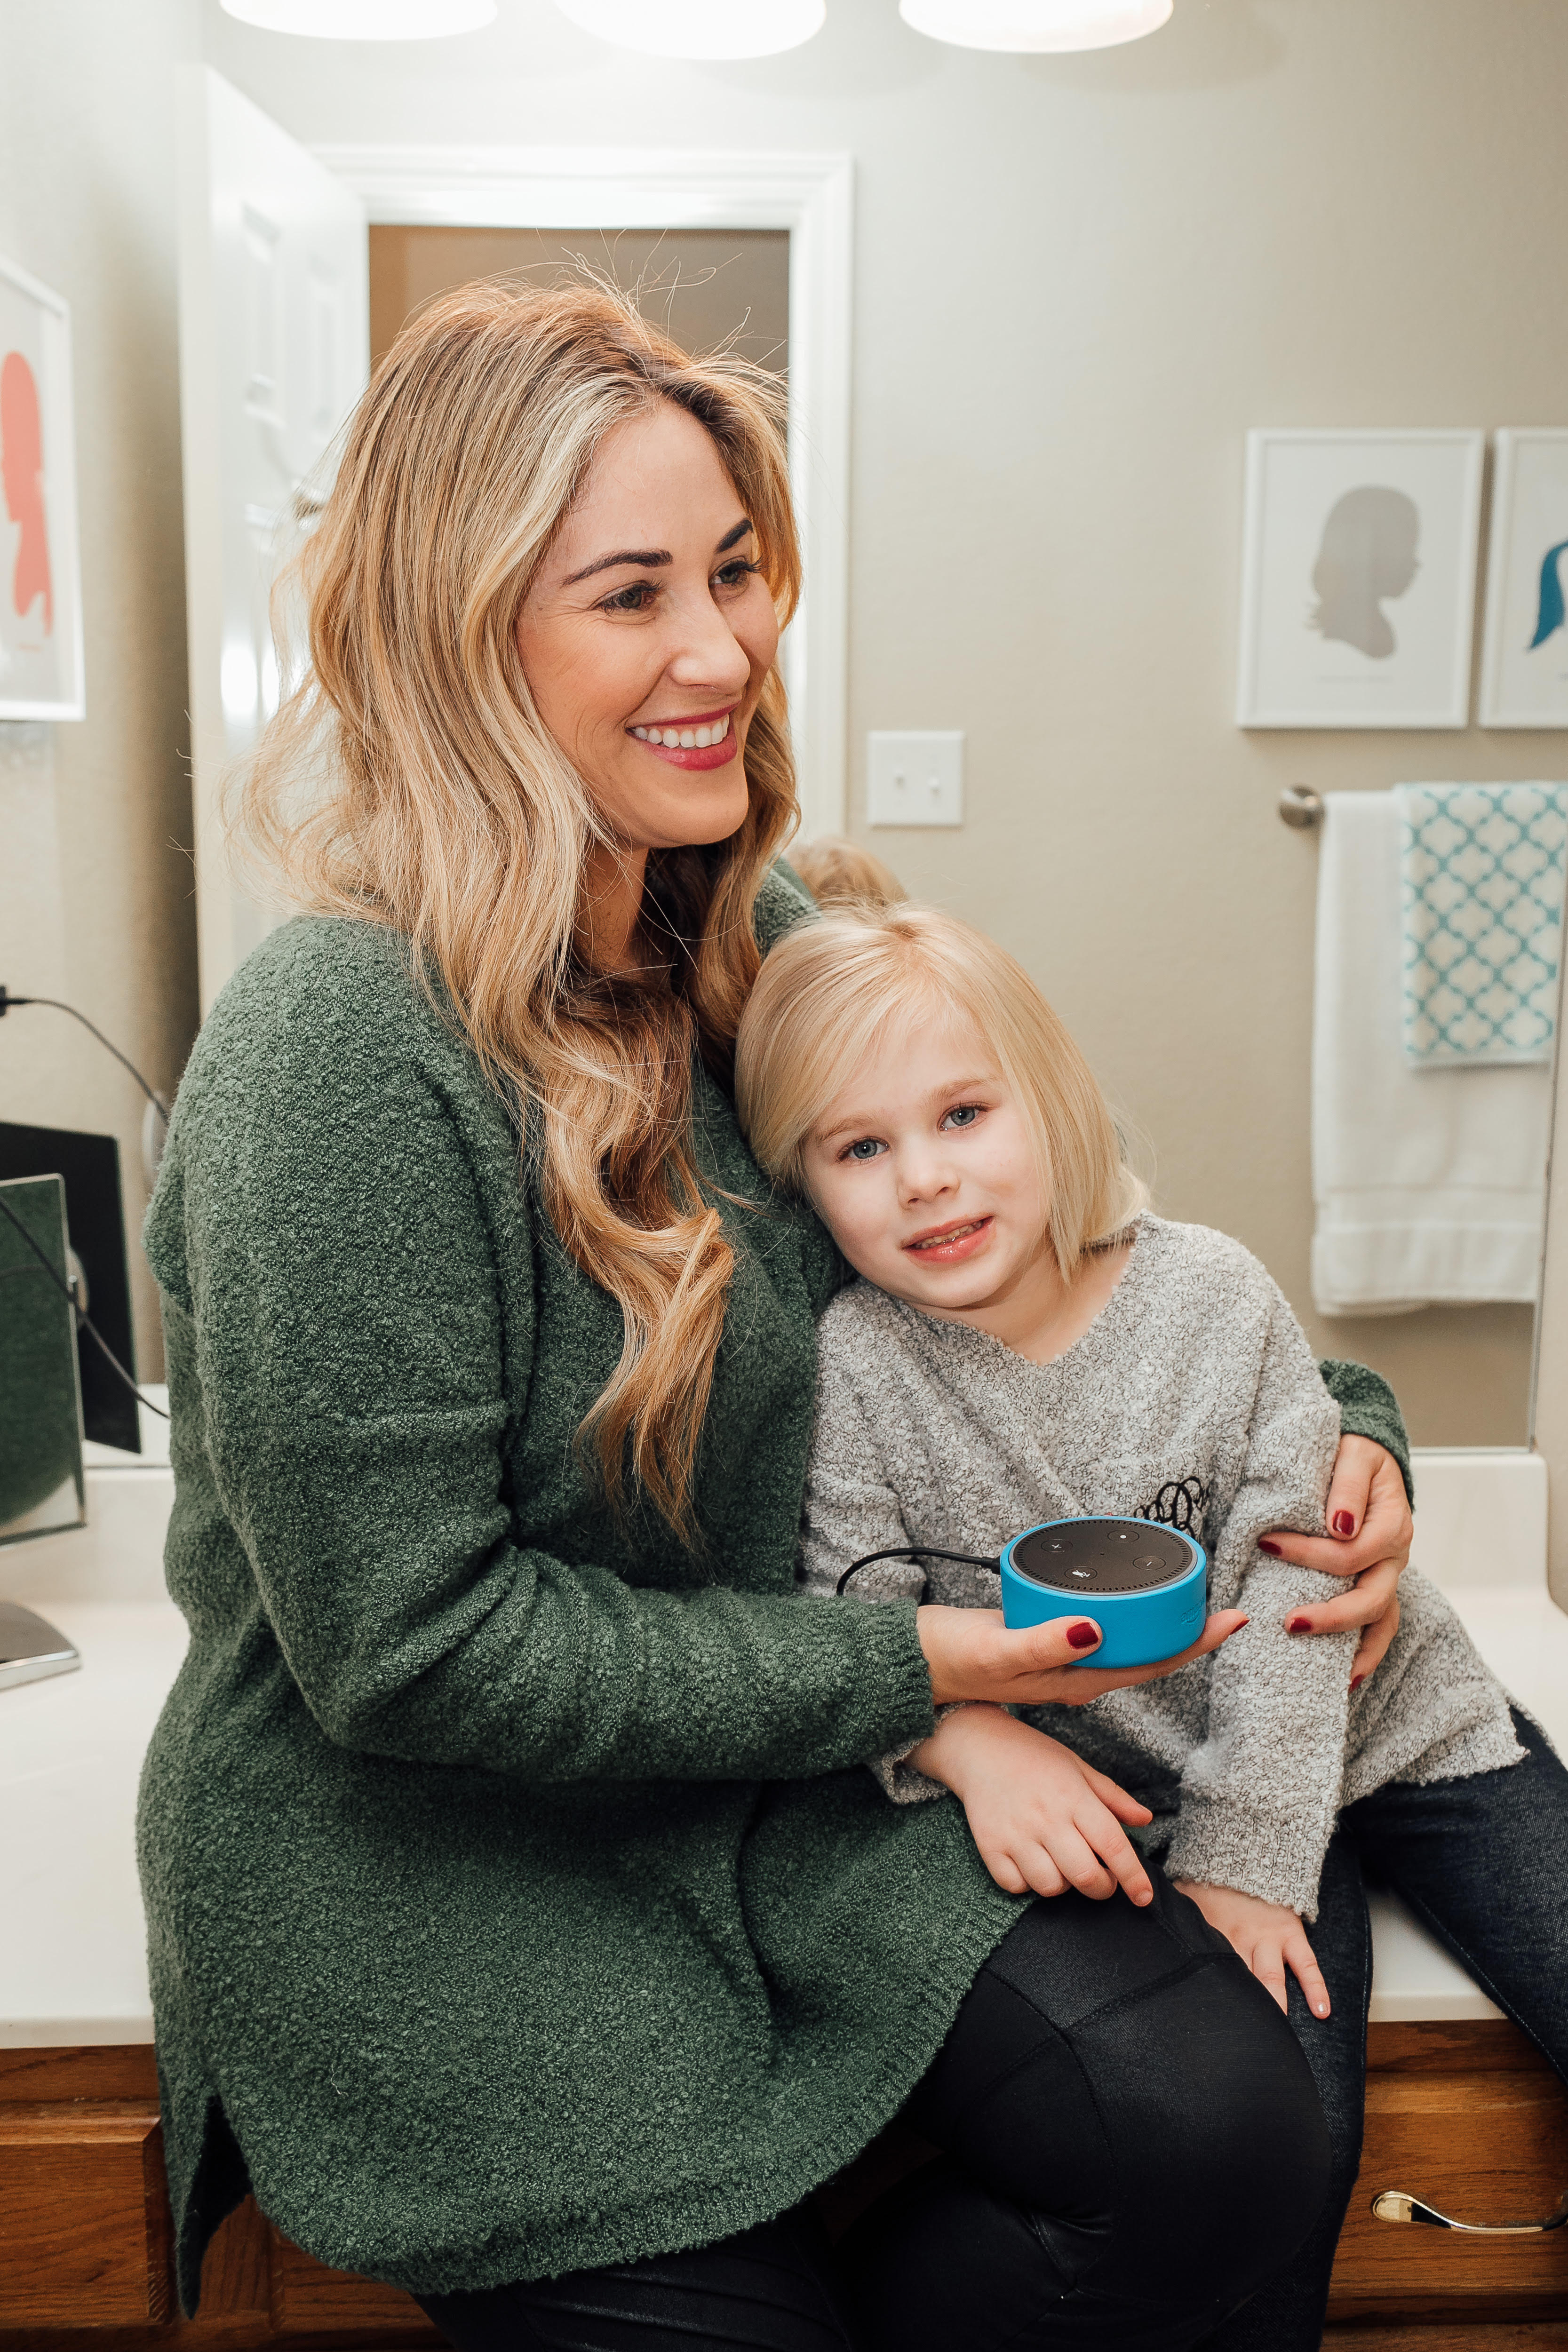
[154,994,939,1789]
[1162,1288,1355,1921]
[1274,1364,1416,1679]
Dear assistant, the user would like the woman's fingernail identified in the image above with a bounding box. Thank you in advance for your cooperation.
[1350,1674,1365,1691]
[1067,1621,1101,1650]
[1333,1510,1356,1537]
[1288,1615,1312,1633]
[1258,1539,1283,1557]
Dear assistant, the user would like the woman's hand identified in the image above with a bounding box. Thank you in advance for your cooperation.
[1256,1437,1413,1685]
[917,1605,1249,1710]
[1173,1880,1330,2019]
[913,1707,1155,1905]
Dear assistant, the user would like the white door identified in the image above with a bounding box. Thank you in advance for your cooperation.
[175,65,368,1016]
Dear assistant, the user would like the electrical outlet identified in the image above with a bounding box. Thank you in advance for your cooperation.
[866,731,964,828]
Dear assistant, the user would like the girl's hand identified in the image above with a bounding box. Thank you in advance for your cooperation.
[916,1604,1249,1710]
[1173,1879,1330,2018]
[913,1707,1155,1905]
[1255,1437,1413,1685]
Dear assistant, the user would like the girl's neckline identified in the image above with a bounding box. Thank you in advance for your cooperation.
[892,1213,1151,1376]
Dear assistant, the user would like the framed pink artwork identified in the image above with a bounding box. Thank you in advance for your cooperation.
[0,254,84,721]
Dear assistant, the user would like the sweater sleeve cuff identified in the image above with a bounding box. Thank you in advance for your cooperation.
[1319,1358,1414,1507]
[1164,1806,1331,1923]
[867,1703,968,1805]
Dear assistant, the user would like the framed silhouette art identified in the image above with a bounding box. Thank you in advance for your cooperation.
[1236,428,1483,730]
[1479,429,1568,729]
[0,254,84,722]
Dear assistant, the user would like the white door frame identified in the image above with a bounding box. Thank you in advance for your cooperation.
[312,144,853,842]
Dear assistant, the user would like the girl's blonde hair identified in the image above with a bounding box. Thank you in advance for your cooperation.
[735,904,1146,1282]
[790,835,907,913]
[240,279,801,1539]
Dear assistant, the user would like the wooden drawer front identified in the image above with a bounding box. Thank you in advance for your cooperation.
[1329,2069,1568,2320]
[0,2106,170,2327]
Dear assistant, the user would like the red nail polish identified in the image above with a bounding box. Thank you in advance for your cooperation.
[1066,1621,1100,1651]
[1350,1674,1365,1691]
[1333,1510,1356,1537]
[1258,1539,1282,1557]
[1288,1615,1311,1633]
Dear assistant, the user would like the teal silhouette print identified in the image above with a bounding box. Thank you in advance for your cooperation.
[1528,539,1568,650]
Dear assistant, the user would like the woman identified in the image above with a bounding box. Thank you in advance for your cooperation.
[139,284,1416,2352]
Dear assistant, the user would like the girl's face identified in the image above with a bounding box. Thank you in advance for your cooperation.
[516,401,780,853]
[802,1007,1053,1316]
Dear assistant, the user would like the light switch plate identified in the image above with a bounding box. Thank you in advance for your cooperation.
[866,731,964,828]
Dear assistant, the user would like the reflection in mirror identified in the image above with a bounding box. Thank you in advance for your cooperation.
[0,1173,86,1689]
[0,1172,86,1545]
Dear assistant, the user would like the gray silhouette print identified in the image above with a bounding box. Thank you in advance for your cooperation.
[1310,485,1420,660]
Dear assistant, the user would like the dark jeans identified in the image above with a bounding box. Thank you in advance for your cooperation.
[417,1867,1329,2352]
[1202,1703,1568,2352]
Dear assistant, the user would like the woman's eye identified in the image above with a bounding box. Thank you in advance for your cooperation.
[713,559,759,590]
[600,582,657,614]
[942,1104,982,1130]
[845,1137,885,1162]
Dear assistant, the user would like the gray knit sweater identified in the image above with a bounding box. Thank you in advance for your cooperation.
[799,1215,1522,1920]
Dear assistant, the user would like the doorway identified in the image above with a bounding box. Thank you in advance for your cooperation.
[368,226,789,377]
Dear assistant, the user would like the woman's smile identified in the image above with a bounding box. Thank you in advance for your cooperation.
[628,705,737,768]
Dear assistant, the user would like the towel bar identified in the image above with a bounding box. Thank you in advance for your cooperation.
[1371,2187,1568,2234]
[1279,785,1324,830]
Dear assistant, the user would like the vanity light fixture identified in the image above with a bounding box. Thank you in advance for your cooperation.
[551,0,826,59]
[899,0,1171,51]
[219,0,496,35]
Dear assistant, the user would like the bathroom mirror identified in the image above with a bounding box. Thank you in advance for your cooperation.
[11,1,1563,1457]
[0,1174,87,1545]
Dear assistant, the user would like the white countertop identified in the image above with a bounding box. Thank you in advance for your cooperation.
[3,1437,1566,2044]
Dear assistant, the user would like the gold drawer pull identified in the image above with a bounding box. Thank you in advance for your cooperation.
[1372,2188,1568,2236]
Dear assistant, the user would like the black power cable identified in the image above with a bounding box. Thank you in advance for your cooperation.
[0,1188,170,1421]
[0,987,170,1126]
[836,1546,998,1598]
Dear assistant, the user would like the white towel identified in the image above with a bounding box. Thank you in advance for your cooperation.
[1312,791,1552,1316]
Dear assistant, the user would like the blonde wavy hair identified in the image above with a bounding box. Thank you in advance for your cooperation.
[735,904,1146,1284]
[240,280,801,1538]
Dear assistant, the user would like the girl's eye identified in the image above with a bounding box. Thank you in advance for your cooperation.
[845,1137,885,1162]
[942,1104,983,1130]
[713,559,760,590]
[599,582,657,614]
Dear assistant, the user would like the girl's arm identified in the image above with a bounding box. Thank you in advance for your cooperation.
[1162,1280,1355,1923]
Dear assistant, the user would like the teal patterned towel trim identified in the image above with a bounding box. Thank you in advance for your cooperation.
[1399,782,1568,1066]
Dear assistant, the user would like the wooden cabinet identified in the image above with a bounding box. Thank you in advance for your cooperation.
[0,2049,437,2352]
[3,2027,1566,2348]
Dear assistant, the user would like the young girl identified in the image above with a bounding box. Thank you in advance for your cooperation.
[735,901,1568,2350]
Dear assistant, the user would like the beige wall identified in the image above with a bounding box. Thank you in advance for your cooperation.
[0,1,200,1385]
[199,0,1568,1445]
[10,0,1568,1438]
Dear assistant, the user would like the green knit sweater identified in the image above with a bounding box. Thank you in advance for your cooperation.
[137,868,1409,2313]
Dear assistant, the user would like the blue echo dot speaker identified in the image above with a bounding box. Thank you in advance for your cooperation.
[999,1516,1207,1668]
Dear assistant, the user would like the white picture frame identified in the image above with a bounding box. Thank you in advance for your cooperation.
[1236,428,1483,730]
[0,254,85,722]
[1479,429,1568,728]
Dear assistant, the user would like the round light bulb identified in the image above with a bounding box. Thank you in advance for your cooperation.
[899,0,1171,52]
[551,0,826,60]
[220,0,496,36]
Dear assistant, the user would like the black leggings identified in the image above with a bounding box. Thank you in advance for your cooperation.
[1206,1704,1568,2352]
[416,1867,1329,2352]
